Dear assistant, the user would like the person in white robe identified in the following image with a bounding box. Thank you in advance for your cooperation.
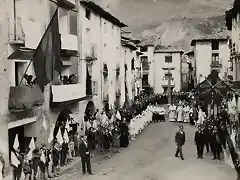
[196,108,205,126]
[183,105,190,123]
[169,104,176,122]
[176,103,183,122]
[101,112,108,127]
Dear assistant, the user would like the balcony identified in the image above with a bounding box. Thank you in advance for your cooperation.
[8,85,44,112]
[210,61,222,68]
[61,33,78,51]
[162,79,175,87]
[8,17,25,44]
[51,83,85,103]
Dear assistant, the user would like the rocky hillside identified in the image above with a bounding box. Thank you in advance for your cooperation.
[138,16,230,51]
[93,0,234,51]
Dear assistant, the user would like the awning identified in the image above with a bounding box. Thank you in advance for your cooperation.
[8,47,35,60]
[62,61,72,66]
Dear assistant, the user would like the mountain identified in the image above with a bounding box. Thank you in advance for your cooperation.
[92,0,234,51]
[139,16,230,51]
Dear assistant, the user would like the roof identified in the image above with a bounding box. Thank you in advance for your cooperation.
[80,0,127,27]
[190,33,229,46]
[121,39,137,50]
[225,0,240,30]
[154,46,184,54]
[122,42,137,50]
[137,37,155,47]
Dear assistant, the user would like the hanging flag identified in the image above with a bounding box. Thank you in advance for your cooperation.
[63,129,69,143]
[40,150,46,164]
[13,134,19,150]
[48,124,55,143]
[65,121,71,132]
[116,110,121,120]
[33,8,62,92]
[42,115,47,130]
[11,151,20,167]
[56,129,63,145]
[27,138,35,160]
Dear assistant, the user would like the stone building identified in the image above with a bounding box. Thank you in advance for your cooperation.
[153,47,184,94]
[226,1,240,82]
[0,0,127,176]
[190,34,230,84]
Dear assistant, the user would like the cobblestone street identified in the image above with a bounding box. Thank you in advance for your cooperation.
[56,122,237,180]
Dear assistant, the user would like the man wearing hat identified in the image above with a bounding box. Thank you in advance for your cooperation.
[79,135,93,175]
[175,125,185,160]
[194,125,205,159]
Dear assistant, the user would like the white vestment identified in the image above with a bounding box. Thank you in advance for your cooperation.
[183,106,190,123]
[177,106,183,122]
[169,105,176,122]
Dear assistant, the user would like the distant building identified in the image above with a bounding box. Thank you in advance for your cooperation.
[226,1,240,83]
[190,34,230,84]
[184,51,195,89]
[153,47,184,94]
[138,43,155,94]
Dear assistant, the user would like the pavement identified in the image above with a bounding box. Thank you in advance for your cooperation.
[56,122,237,180]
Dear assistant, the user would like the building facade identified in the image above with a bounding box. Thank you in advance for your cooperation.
[138,44,155,94]
[120,34,142,105]
[190,35,230,84]
[153,48,183,94]
[0,0,127,176]
[226,2,240,82]
[184,51,196,88]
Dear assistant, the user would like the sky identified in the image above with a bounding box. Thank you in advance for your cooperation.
[92,0,234,32]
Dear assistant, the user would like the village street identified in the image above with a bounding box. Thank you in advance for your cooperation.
[56,122,236,180]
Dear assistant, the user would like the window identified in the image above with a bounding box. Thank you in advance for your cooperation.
[69,11,77,35]
[140,46,148,52]
[85,9,91,20]
[164,72,172,80]
[141,56,149,70]
[212,40,219,50]
[165,56,172,63]
[131,58,135,70]
[142,74,148,85]
[212,53,219,63]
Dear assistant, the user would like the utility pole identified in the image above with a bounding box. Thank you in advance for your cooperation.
[163,67,175,104]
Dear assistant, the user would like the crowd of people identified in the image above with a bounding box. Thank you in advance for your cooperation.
[8,92,170,180]
[172,93,238,166]
[7,92,202,180]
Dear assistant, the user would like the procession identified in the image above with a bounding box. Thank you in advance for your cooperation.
[1,0,240,180]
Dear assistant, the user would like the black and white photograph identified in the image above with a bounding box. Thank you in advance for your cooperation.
[0,0,240,179]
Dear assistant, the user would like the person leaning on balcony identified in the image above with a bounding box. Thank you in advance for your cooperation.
[68,74,77,84]
[62,76,69,85]
[20,74,29,86]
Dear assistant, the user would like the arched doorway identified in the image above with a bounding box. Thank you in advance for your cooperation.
[84,101,95,121]
[53,108,72,138]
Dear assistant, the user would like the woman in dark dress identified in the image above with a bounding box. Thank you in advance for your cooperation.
[111,124,121,153]
[87,127,96,158]
[120,118,129,147]
[103,129,112,158]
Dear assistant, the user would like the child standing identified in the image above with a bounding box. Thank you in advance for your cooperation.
[23,155,32,180]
